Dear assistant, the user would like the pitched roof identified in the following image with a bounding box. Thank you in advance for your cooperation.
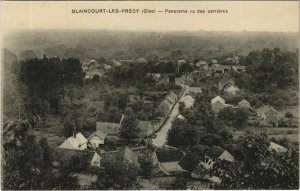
[96,121,120,135]
[58,133,88,150]
[218,78,234,88]
[177,114,186,120]
[211,96,225,104]
[178,60,187,64]
[160,162,187,173]
[218,150,235,162]
[169,92,178,102]
[206,147,234,162]
[206,146,225,159]
[268,142,288,153]
[76,133,88,145]
[238,99,250,106]
[182,95,195,103]
[136,58,147,63]
[88,130,106,140]
[257,105,278,114]
[232,65,246,70]
[225,85,239,92]
[102,147,139,166]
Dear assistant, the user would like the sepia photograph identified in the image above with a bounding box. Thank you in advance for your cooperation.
[0,1,299,190]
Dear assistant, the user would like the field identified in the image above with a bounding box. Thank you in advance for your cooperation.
[233,127,299,145]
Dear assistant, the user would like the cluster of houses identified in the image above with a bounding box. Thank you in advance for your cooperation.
[211,96,279,127]
[158,92,178,115]
[82,58,150,79]
[54,135,288,187]
[191,59,246,84]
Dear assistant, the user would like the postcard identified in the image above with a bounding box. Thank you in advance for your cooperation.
[1,1,299,190]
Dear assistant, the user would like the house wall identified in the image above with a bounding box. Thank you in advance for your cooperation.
[90,136,104,148]
[79,143,87,150]
[91,153,101,167]
[212,101,225,114]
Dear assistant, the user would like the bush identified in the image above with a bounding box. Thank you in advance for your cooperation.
[285,112,294,119]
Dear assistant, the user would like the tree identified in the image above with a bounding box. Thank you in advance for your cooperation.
[171,175,187,190]
[211,133,299,189]
[120,109,140,143]
[167,120,200,147]
[91,160,138,189]
[233,108,249,129]
[139,155,154,178]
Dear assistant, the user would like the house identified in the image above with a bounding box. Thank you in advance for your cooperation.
[191,147,234,181]
[136,58,147,64]
[103,64,112,71]
[211,96,226,114]
[211,59,218,64]
[111,60,122,66]
[96,115,124,136]
[217,75,235,90]
[138,121,154,138]
[195,61,208,69]
[177,114,186,120]
[238,99,251,108]
[213,65,232,75]
[257,105,279,126]
[53,148,101,168]
[177,60,187,72]
[180,95,195,109]
[119,60,134,64]
[58,132,88,150]
[232,65,246,72]
[88,130,106,149]
[102,147,139,166]
[268,142,288,153]
[152,148,186,176]
[188,87,202,95]
[159,92,178,115]
[225,85,240,95]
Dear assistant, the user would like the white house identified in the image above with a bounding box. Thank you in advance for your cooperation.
[88,130,106,149]
[268,142,288,153]
[90,152,101,167]
[58,132,88,150]
[180,95,195,109]
[225,85,240,95]
[238,99,251,108]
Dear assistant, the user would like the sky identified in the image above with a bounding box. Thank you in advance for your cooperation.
[0,1,299,32]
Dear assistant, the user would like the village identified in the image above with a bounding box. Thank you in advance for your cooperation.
[29,55,298,189]
[2,31,299,190]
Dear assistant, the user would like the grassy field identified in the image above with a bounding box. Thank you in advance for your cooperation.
[233,126,299,144]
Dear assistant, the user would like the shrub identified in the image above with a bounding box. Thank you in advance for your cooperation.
[285,112,294,119]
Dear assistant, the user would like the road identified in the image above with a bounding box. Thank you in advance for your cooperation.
[152,85,190,148]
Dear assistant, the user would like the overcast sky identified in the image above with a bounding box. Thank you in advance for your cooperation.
[1,1,299,32]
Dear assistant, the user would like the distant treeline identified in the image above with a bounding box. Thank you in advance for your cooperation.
[5,30,299,62]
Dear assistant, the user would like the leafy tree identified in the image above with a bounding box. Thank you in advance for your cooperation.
[211,133,299,189]
[91,159,138,189]
[171,175,187,190]
[120,108,140,143]
[285,112,294,118]
[139,154,154,178]
[167,119,200,147]
[233,108,249,129]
